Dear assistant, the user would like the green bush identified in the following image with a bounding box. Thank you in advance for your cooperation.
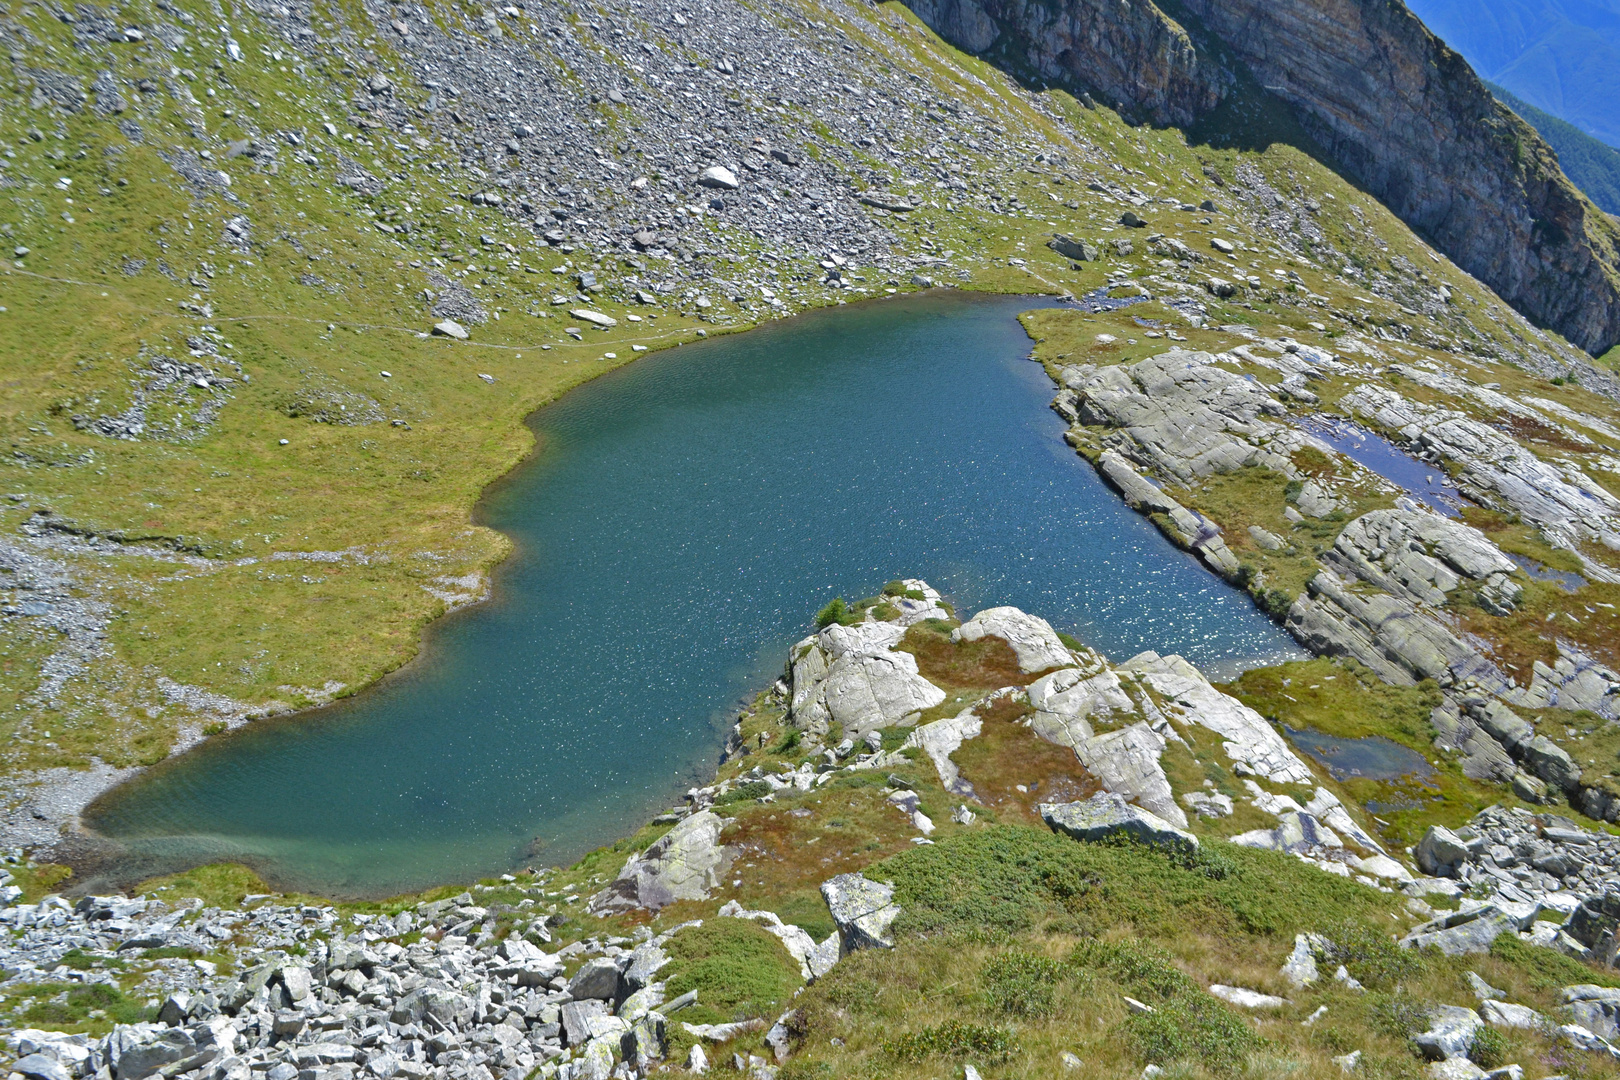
[16,981,152,1029]
[1490,931,1620,990]
[663,918,803,1026]
[1322,921,1423,990]
[140,946,203,961]
[1260,588,1294,619]
[1124,994,1262,1074]
[57,949,98,971]
[982,950,1066,1017]
[882,580,926,600]
[815,597,855,629]
[1069,938,1195,1001]
[875,824,1383,941]
[1366,992,1433,1041]
[1468,1025,1508,1069]
[714,780,773,805]
[883,1021,1016,1062]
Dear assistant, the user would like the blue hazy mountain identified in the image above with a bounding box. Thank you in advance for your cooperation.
[1405,0,1620,147]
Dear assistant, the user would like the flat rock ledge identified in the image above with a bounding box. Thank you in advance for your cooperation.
[1039,792,1200,853]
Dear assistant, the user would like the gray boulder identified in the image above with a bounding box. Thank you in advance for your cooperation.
[1048,234,1097,262]
[390,985,473,1027]
[1413,1005,1482,1060]
[589,810,734,913]
[623,942,669,991]
[11,1056,72,1080]
[1522,735,1582,791]
[821,873,900,952]
[1416,825,1476,877]
[568,957,623,1002]
[104,1024,196,1080]
[1039,791,1199,853]
[1401,906,1518,955]
[561,999,611,1046]
[1565,890,1620,955]
[952,606,1074,673]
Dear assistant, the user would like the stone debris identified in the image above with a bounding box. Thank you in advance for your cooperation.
[0,880,748,1080]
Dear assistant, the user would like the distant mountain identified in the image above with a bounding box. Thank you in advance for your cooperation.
[1405,0,1620,147]
[1489,82,1620,215]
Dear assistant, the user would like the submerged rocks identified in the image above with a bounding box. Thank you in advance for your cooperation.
[1039,791,1199,852]
[589,810,734,913]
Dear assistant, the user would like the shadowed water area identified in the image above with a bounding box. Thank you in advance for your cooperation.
[86,292,1301,898]
[1283,726,1434,782]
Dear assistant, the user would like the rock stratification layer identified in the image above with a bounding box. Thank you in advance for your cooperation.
[903,0,1620,356]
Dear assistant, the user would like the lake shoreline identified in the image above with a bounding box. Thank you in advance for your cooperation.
[37,289,1323,902]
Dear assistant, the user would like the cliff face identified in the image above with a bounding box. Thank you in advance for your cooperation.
[905,0,1227,127]
[902,0,1620,356]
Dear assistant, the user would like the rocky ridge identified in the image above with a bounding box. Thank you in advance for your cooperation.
[1048,334,1620,824]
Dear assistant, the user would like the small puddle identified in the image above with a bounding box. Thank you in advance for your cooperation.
[1078,286,1150,313]
[1284,726,1435,782]
[1507,553,1586,592]
[1297,415,1464,517]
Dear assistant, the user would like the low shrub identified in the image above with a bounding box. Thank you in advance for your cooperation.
[1468,1025,1508,1069]
[1321,920,1423,990]
[1490,930,1620,990]
[982,949,1066,1017]
[714,780,773,805]
[1124,993,1262,1074]
[815,597,855,629]
[1069,938,1195,1001]
[662,918,803,1026]
[883,1021,1016,1062]
[876,824,1385,941]
[1366,991,1433,1040]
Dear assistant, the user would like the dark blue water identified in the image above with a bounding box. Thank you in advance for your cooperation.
[1506,553,1586,592]
[87,293,1300,898]
[1298,414,1464,516]
[1284,726,1434,782]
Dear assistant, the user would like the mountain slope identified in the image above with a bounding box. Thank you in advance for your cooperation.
[1404,0,1620,147]
[1490,81,1620,215]
[4,0,1620,848]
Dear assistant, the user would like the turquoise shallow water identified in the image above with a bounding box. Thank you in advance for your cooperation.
[86,292,1302,898]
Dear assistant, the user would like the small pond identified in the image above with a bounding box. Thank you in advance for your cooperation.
[1507,553,1586,592]
[1298,414,1464,516]
[1284,726,1435,782]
